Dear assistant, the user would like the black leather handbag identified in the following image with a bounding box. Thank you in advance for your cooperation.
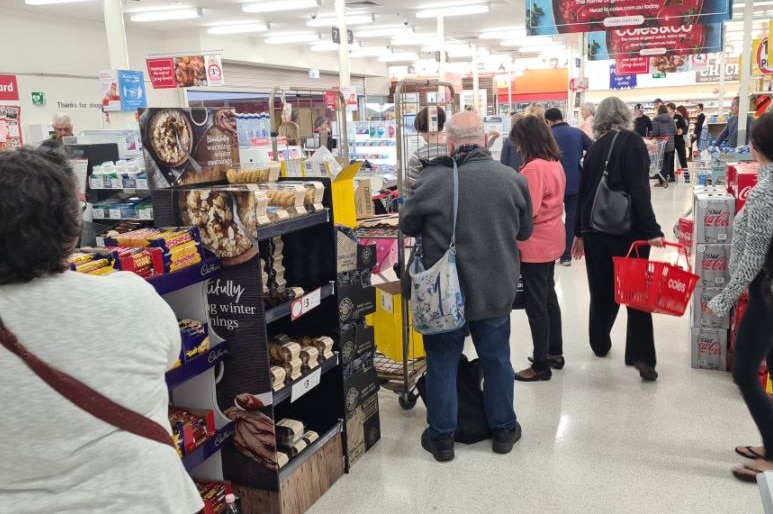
[589,131,632,235]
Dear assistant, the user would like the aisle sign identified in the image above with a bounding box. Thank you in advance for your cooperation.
[586,24,723,61]
[0,75,19,102]
[527,0,732,35]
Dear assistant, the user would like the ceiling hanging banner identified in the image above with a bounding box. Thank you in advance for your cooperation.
[615,57,650,75]
[587,24,723,60]
[527,0,732,35]
[146,53,226,89]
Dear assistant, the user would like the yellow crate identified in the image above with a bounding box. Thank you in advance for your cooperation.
[331,162,362,229]
[366,281,424,362]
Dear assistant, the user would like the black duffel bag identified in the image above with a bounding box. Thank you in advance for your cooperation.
[416,354,491,444]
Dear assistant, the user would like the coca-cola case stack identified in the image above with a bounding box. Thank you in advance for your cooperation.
[727,162,759,213]
[690,190,735,371]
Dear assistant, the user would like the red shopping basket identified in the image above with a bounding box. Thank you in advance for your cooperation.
[613,241,699,316]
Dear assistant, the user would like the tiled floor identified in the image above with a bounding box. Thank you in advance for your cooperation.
[310,184,764,513]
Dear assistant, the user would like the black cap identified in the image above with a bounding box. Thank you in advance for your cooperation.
[545,108,563,122]
[634,103,643,110]
[654,98,663,103]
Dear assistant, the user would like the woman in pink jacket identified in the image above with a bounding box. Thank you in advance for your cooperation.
[510,116,566,381]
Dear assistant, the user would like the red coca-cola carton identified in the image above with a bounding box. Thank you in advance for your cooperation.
[734,169,759,213]
[726,164,736,195]
[691,287,730,329]
[693,191,735,244]
[676,217,694,257]
[691,328,728,371]
[694,244,731,287]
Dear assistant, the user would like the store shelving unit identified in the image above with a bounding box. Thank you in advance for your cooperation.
[152,177,348,514]
[348,121,397,166]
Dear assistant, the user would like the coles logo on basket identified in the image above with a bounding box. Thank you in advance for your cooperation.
[667,279,687,293]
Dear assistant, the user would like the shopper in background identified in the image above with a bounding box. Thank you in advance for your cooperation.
[571,97,665,381]
[400,111,533,461]
[39,112,73,151]
[715,96,754,148]
[406,106,447,192]
[633,104,652,137]
[692,103,706,155]
[0,148,203,513]
[671,103,689,172]
[278,108,300,146]
[654,98,664,112]
[510,116,566,381]
[501,112,524,171]
[651,104,676,187]
[545,107,593,266]
[579,102,595,140]
[526,103,547,122]
[705,113,773,482]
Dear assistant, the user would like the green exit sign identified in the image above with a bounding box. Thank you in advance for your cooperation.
[31,92,46,105]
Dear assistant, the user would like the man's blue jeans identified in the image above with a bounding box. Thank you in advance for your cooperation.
[423,316,516,438]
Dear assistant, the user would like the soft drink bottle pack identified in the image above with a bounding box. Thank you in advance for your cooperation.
[691,287,730,329]
[690,328,728,371]
[693,191,735,244]
[694,244,731,287]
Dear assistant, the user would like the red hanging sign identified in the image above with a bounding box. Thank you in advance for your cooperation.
[0,75,19,101]
[145,58,177,89]
[615,57,650,75]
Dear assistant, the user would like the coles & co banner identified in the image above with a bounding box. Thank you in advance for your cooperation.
[527,0,732,35]
[586,23,723,60]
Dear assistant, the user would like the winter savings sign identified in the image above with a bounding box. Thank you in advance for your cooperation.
[527,0,732,35]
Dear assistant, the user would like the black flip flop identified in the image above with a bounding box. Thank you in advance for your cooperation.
[733,464,764,483]
[735,446,764,460]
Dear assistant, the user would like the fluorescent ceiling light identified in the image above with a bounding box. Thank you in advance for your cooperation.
[310,42,339,52]
[25,0,94,4]
[207,23,268,35]
[390,34,437,46]
[350,46,390,57]
[307,14,374,27]
[265,32,320,44]
[130,8,202,22]
[416,3,489,19]
[479,29,526,40]
[355,26,414,38]
[243,0,320,13]
[378,52,419,62]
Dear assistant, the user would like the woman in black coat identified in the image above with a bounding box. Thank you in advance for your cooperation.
[571,96,665,381]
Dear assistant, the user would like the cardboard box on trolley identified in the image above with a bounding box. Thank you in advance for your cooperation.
[365,281,425,362]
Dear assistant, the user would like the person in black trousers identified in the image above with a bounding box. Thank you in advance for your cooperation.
[691,103,706,156]
[672,103,689,171]
[571,97,665,381]
[706,113,773,481]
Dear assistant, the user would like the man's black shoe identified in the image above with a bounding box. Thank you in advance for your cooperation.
[492,422,522,454]
[421,428,455,462]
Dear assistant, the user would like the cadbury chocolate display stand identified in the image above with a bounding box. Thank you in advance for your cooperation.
[146,107,360,514]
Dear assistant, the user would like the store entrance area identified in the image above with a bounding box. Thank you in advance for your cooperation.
[310,185,760,513]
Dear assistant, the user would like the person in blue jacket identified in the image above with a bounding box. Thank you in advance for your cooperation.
[545,108,593,266]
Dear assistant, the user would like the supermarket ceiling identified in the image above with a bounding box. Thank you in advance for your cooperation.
[4,0,773,59]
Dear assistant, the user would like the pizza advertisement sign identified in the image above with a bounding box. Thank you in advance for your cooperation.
[586,23,723,60]
[527,0,732,35]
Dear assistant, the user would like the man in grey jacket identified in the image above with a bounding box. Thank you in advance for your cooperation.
[399,111,534,462]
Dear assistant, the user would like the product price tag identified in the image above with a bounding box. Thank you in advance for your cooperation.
[89,177,104,189]
[138,208,154,220]
[290,367,321,403]
[124,178,137,189]
[136,178,149,189]
[290,288,322,321]
[110,178,123,189]
[108,207,122,220]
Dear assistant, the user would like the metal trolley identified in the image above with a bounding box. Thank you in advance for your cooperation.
[375,79,456,410]
[645,136,669,183]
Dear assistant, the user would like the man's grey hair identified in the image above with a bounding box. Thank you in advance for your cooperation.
[592,97,632,138]
[446,113,484,145]
[52,113,72,126]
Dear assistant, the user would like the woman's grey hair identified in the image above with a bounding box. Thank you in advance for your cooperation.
[446,112,484,145]
[52,112,72,125]
[583,102,596,116]
[592,97,632,138]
